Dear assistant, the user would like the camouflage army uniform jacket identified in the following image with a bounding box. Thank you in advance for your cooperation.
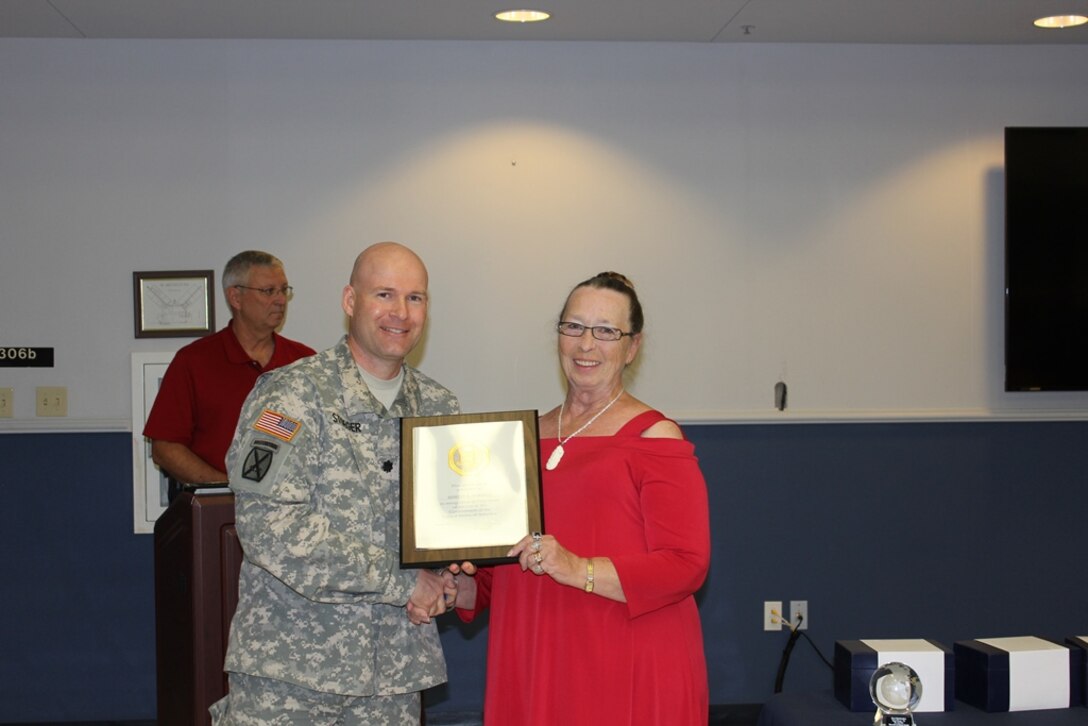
[224,336,459,697]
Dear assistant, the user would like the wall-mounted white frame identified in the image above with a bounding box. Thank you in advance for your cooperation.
[131,351,174,534]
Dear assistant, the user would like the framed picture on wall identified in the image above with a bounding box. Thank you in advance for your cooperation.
[133,270,215,338]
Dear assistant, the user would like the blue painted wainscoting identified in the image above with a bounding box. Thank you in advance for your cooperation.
[1,421,1085,721]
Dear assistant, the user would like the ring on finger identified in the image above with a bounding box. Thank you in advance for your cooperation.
[533,552,543,563]
[532,565,544,574]
[530,539,542,552]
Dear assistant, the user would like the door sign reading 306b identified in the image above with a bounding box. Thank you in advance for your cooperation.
[0,347,55,367]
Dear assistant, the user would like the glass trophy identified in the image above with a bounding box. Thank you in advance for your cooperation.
[869,661,922,726]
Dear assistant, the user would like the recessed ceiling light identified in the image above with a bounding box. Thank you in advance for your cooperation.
[494,9,551,23]
[1033,14,1088,29]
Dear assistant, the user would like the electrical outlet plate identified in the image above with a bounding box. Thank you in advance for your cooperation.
[36,386,68,417]
[0,387,13,418]
[790,600,809,630]
[764,600,782,631]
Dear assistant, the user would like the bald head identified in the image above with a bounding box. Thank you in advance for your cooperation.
[350,242,428,289]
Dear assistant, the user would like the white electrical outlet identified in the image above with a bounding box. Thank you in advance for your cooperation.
[763,600,782,631]
[36,386,68,417]
[0,387,13,418]
[790,600,809,630]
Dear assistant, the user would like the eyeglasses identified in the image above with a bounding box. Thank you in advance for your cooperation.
[556,321,633,341]
[235,285,294,299]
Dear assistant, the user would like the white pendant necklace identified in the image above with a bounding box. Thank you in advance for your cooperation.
[545,389,624,471]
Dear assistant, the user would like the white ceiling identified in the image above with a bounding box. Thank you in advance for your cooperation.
[2,0,1088,44]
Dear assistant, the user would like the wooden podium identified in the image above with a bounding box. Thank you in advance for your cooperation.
[154,492,244,726]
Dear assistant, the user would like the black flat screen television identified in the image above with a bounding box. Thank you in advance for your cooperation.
[1004,127,1088,392]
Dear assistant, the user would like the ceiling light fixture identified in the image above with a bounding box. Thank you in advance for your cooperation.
[494,9,551,23]
[1033,14,1088,29]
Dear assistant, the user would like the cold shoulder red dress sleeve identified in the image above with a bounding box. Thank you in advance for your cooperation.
[460,410,711,725]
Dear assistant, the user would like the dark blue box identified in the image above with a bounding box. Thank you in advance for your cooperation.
[834,639,954,712]
[955,637,1085,712]
[1065,637,1088,707]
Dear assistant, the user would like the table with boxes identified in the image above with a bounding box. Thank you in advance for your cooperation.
[758,635,1086,726]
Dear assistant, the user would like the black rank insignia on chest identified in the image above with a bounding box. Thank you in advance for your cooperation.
[242,440,279,482]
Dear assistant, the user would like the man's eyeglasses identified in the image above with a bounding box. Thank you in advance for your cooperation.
[556,321,633,342]
[235,285,294,299]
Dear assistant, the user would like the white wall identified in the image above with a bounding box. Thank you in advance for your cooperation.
[3,39,1088,429]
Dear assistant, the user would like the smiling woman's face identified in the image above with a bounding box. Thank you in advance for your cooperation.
[558,286,641,394]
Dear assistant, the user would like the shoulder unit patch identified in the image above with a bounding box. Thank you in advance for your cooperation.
[241,443,275,482]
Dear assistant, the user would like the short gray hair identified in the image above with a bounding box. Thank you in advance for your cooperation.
[222,250,284,290]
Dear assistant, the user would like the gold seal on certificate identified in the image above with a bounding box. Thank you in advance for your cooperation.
[400,410,543,568]
[448,441,490,475]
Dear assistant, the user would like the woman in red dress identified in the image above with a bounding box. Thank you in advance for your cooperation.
[454,272,711,725]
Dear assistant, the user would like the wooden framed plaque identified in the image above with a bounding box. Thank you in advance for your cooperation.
[400,409,543,568]
[133,269,216,338]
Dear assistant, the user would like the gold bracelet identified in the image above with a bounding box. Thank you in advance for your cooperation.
[584,558,595,593]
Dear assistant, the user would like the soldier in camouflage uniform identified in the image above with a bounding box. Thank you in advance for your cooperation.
[212,242,460,725]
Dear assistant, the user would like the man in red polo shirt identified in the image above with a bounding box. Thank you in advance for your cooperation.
[143,251,315,484]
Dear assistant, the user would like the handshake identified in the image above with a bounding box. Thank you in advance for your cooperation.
[406,561,477,625]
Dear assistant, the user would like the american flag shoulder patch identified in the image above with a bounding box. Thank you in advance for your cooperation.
[253,409,302,442]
